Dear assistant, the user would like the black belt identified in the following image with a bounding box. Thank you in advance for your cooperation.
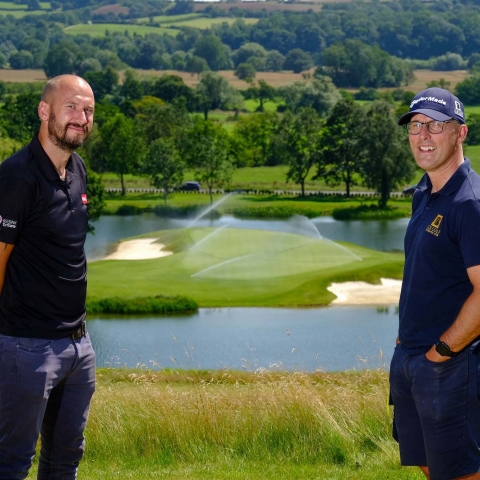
[71,322,87,340]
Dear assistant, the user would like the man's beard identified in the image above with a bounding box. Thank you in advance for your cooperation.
[47,111,90,151]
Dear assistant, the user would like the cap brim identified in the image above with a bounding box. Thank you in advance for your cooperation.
[398,109,452,126]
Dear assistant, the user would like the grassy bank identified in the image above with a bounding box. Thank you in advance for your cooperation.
[87,227,403,307]
[27,369,422,479]
[102,191,415,220]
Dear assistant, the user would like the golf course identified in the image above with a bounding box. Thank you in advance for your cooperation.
[87,221,404,308]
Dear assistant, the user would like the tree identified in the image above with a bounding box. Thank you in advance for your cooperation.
[431,52,467,71]
[9,50,34,69]
[283,48,313,74]
[98,113,143,195]
[0,135,22,162]
[0,93,40,143]
[360,101,416,208]
[196,72,243,120]
[265,50,285,72]
[465,113,480,146]
[183,119,234,204]
[185,55,209,79]
[456,75,480,105]
[192,34,231,71]
[277,77,341,117]
[44,41,81,78]
[141,138,184,206]
[234,63,256,82]
[231,42,267,68]
[230,111,279,167]
[119,69,143,101]
[245,80,275,112]
[426,78,451,89]
[315,98,367,197]
[83,67,118,100]
[148,74,196,110]
[134,98,192,147]
[318,40,413,88]
[274,107,323,196]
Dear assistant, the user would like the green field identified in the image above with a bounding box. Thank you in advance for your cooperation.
[87,227,404,307]
[65,16,258,38]
[466,105,480,116]
[243,98,280,112]
[64,23,178,37]
[136,13,204,23]
[0,1,51,17]
[137,13,259,27]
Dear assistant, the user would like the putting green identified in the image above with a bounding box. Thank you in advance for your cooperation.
[87,226,404,307]
[183,228,361,279]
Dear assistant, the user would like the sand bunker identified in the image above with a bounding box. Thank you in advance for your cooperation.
[104,238,173,260]
[327,278,402,305]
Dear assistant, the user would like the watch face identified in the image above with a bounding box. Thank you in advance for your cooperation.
[436,341,452,357]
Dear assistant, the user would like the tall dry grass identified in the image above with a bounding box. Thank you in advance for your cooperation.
[85,369,394,469]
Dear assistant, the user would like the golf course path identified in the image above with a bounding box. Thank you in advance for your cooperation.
[327,278,402,305]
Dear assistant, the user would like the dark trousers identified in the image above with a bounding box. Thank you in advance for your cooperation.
[0,333,96,479]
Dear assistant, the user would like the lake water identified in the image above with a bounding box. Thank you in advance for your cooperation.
[85,215,408,372]
[89,306,398,372]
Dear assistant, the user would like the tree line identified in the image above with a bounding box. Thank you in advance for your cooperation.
[0,67,421,209]
[3,0,480,88]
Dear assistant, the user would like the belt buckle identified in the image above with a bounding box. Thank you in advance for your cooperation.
[71,322,86,340]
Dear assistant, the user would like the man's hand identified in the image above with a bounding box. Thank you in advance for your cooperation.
[0,242,14,296]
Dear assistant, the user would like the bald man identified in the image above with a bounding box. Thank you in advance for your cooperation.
[0,75,96,479]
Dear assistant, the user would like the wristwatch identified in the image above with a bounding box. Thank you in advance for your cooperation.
[435,341,457,357]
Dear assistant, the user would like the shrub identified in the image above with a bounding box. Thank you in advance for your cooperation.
[88,295,198,315]
[332,205,406,220]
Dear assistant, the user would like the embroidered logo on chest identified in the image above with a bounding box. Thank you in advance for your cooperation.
[81,194,88,205]
[426,214,443,237]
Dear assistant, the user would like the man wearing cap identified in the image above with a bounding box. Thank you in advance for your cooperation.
[0,75,96,478]
[390,87,480,480]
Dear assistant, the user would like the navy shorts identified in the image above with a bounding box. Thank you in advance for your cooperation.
[389,340,480,480]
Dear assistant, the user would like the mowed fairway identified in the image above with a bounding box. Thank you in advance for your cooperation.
[87,226,404,306]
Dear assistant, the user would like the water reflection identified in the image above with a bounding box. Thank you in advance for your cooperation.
[88,306,399,372]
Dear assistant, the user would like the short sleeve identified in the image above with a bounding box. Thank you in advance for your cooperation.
[0,176,30,245]
[455,199,480,269]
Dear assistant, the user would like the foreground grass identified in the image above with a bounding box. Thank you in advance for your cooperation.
[27,369,423,479]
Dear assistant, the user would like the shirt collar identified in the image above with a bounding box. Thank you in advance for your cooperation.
[417,158,471,196]
[29,134,77,183]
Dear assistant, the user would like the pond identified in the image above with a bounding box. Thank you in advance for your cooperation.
[85,215,408,372]
[89,306,398,372]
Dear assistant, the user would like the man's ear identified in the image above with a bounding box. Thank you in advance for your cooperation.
[458,124,468,144]
[38,100,50,122]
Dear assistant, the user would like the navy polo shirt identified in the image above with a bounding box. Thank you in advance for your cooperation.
[399,158,480,350]
[0,134,89,339]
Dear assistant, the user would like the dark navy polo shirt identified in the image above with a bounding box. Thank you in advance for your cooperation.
[399,158,480,350]
[0,134,89,339]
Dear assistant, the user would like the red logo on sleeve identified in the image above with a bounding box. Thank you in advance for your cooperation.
[81,194,88,204]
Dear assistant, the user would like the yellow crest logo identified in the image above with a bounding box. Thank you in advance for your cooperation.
[426,214,443,236]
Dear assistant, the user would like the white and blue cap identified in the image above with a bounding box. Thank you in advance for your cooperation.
[398,87,465,125]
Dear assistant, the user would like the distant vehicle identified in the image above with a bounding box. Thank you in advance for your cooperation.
[177,181,201,191]
[402,184,418,195]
